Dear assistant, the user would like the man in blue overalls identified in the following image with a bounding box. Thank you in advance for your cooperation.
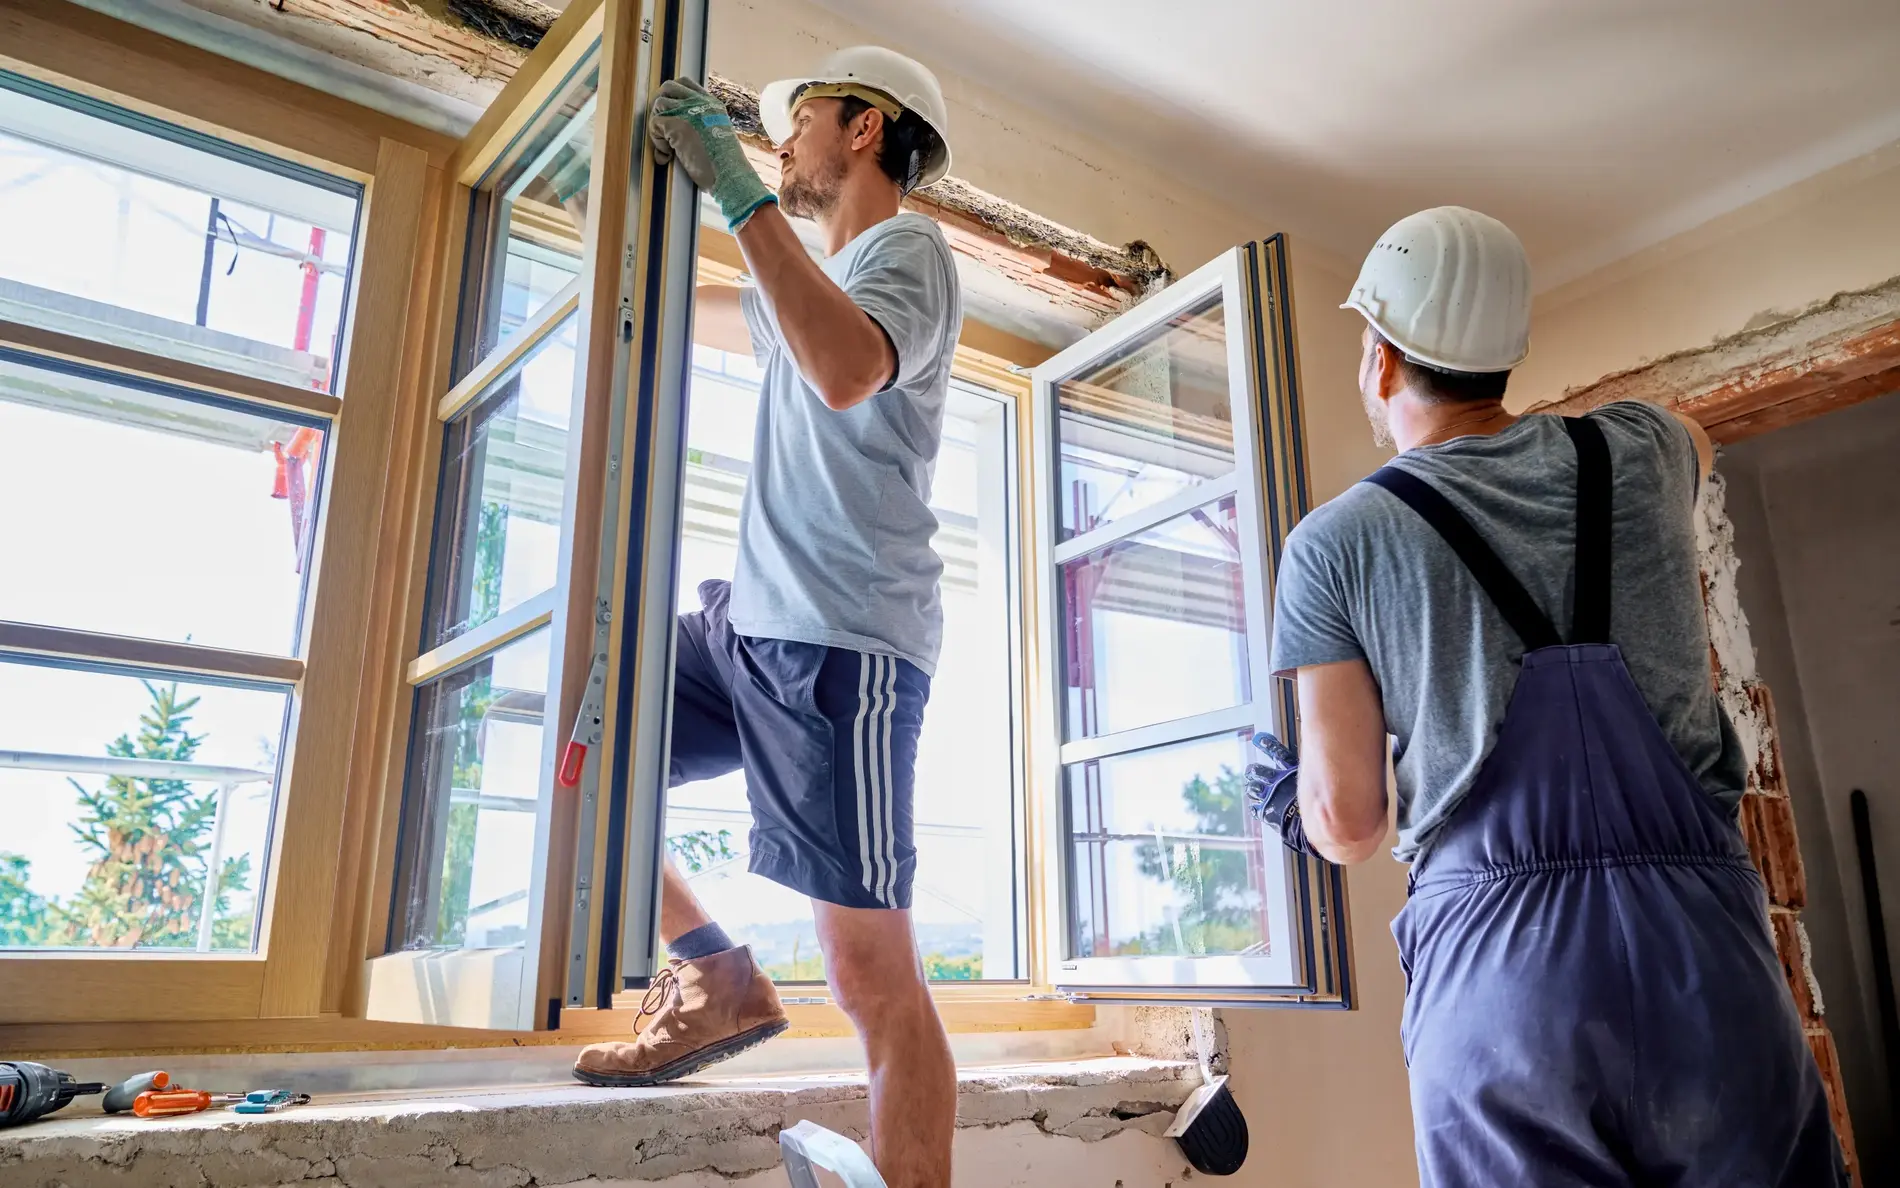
[1253,206,1847,1185]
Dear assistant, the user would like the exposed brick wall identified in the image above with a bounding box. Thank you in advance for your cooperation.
[1699,474,1861,1183]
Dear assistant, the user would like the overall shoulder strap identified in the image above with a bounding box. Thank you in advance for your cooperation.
[1363,465,1563,652]
[1562,415,1613,645]
[1364,416,1617,652]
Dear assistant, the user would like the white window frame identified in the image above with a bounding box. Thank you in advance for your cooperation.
[1028,237,1352,1006]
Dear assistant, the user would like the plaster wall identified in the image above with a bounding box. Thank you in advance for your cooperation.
[1720,390,1900,1183]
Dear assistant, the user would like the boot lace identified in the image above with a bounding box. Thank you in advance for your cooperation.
[638,965,679,1023]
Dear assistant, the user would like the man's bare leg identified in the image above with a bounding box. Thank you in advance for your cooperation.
[814,901,955,1188]
[659,855,715,946]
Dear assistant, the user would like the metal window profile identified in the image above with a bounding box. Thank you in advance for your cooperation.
[589,0,709,1003]
[1028,236,1352,1008]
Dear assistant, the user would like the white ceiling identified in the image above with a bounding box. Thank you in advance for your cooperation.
[809,0,1900,289]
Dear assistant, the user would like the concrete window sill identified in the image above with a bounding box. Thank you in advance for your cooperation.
[0,1057,1198,1187]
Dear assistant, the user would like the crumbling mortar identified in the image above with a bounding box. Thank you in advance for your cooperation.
[1533,273,1900,416]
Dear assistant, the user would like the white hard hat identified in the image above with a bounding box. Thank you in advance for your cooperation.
[1342,206,1531,374]
[759,46,953,189]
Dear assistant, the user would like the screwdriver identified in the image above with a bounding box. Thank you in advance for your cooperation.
[131,1088,247,1118]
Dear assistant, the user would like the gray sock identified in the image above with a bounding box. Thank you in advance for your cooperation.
[668,921,735,961]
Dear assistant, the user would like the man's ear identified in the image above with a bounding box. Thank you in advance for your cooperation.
[1374,338,1405,402]
[850,108,884,154]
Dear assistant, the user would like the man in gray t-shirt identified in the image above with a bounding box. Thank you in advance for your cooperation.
[1271,400,1746,862]
[1251,207,1843,1186]
[575,49,964,1188]
[735,209,957,672]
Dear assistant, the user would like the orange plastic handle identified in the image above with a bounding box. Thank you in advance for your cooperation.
[133,1088,212,1117]
[558,740,587,787]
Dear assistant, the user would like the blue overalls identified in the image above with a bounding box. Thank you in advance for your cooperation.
[1368,417,1845,1187]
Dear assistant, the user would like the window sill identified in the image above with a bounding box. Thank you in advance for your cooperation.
[0,1057,1197,1184]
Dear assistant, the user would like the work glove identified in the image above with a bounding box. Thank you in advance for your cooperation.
[1245,731,1314,857]
[647,78,776,231]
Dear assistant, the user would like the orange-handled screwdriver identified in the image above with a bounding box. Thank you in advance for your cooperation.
[131,1088,245,1118]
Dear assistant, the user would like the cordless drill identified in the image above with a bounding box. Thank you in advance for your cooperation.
[0,1061,106,1127]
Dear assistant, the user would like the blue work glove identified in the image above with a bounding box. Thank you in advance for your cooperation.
[1245,731,1314,856]
[647,78,777,231]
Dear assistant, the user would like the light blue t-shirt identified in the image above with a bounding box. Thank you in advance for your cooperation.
[734,212,962,674]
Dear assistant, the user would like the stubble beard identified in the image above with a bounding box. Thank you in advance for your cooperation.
[1362,388,1396,450]
[779,155,846,220]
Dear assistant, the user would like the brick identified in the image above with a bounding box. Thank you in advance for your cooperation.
[1807,1028,1862,1186]
[1746,681,1787,795]
[1739,791,1808,909]
[1769,909,1821,1022]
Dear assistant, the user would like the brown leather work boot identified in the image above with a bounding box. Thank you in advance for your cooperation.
[572,946,788,1087]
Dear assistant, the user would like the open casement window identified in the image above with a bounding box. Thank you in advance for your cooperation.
[365,0,705,1030]
[1029,238,1351,1006]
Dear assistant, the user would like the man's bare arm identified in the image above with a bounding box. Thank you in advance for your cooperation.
[694,284,752,355]
[1669,408,1715,479]
[734,204,894,411]
[1292,660,1390,864]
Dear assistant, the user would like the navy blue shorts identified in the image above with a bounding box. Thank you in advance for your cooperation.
[670,580,931,910]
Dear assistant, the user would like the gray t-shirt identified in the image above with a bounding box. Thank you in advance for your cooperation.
[734,212,961,674]
[1270,401,1747,862]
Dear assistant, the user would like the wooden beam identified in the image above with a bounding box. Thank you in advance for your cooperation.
[1531,276,1900,444]
[727,137,1136,328]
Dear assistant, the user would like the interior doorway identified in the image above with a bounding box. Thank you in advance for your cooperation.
[1722,386,1900,1183]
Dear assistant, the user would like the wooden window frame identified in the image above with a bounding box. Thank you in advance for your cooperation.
[0,2,446,1028]
[0,0,1100,1051]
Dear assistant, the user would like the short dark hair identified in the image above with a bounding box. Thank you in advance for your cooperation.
[832,95,941,195]
[1377,331,1511,404]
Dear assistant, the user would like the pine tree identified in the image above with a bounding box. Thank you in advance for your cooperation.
[1132,765,1260,956]
[54,682,252,949]
[0,853,55,947]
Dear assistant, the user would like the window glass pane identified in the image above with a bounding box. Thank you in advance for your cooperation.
[1060,495,1248,740]
[0,353,323,654]
[461,57,599,366]
[427,316,577,646]
[392,627,550,950]
[0,73,360,393]
[1066,730,1267,960]
[0,658,286,952]
[1057,293,1232,542]
[665,357,1023,981]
